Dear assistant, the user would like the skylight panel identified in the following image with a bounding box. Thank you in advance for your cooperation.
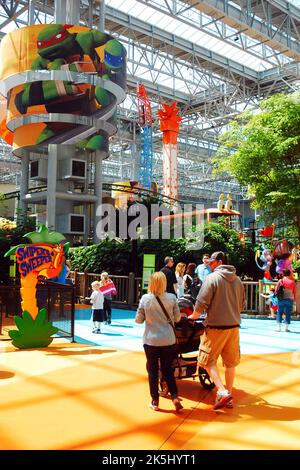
[107,0,274,72]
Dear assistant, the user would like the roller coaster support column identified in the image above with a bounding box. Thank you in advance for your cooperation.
[99,0,106,31]
[54,0,66,23]
[47,145,58,230]
[94,150,103,244]
[19,150,29,224]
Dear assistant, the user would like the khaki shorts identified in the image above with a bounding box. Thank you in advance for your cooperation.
[198,327,240,368]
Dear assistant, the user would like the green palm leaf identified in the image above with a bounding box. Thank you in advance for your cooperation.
[9,309,59,349]
[24,224,65,244]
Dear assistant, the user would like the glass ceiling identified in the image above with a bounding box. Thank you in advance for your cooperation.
[106,0,282,71]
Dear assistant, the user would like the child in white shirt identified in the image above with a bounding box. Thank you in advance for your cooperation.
[90,281,104,333]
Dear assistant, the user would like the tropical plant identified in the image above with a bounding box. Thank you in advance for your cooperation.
[9,309,58,349]
[0,216,35,283]
[69,221,258,278]
[214,92,300,239]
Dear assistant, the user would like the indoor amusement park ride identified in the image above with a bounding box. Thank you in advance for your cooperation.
[0,23,127,348]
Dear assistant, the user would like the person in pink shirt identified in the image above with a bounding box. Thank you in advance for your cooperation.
[275,269,297,332]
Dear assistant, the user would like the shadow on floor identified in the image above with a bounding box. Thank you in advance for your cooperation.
[0,371,15,379]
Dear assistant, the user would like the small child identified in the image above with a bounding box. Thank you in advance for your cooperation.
[261,287,278,318]
[90,281,104,333]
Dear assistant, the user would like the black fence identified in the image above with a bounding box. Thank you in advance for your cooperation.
[0,281,75,341]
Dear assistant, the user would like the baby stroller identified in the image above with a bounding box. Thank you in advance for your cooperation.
[159,295,215,395]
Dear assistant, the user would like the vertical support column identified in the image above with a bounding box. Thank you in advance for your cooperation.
[29,0,35,25]
[258,280,264,314]
[19,151,29,223]
[98,0,105,31]
[66,0,80,25]
[88,0,93,28]
[47,145,58,230]
[132,122,139,181]
[94,150,103,243]
[54,0,67,23]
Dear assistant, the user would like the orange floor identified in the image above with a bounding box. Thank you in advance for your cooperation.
[1,339,300,450]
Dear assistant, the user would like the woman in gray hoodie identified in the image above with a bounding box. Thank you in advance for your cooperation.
[135,271,183,412]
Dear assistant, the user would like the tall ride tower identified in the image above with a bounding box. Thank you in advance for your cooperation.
[137,84,153,191]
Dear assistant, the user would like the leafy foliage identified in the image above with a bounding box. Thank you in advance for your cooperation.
[0,217,36,283]
[9,309,58,349]
[214,92,300,239]
[69,221,258,278]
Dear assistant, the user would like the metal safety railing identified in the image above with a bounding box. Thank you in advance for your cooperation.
[70,270,270,313]
[0,281,75,340]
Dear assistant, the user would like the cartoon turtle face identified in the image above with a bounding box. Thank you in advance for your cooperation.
[104,39,125,71]
[37,24,76,60]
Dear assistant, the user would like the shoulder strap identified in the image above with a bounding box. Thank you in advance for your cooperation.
[156,296,176,335]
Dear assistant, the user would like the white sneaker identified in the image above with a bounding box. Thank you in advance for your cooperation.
[276,324,281,332]
[149,400,159,411]
[213,390,232,410]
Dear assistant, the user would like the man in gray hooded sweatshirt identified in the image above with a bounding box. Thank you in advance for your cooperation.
[188,251,245,410]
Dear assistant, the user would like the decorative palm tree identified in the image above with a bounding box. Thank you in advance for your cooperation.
[4,225,68,348]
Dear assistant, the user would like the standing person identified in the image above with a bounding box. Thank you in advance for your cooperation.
[175,262,186,299]
[195,254,211,283]
[100,272,117,325]
[260,287,278,319]
[135,271,183,412]
[275,269,297,332]
[90,281,104,334]
[183,263,196,294]
[188,251,245,410]
[160,256,178,295]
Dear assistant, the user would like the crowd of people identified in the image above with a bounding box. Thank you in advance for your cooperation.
[85,251,297,413]
[135,252,297,413]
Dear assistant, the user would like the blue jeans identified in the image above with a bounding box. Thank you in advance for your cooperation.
[277,299,293,325]
[143,344,178,401]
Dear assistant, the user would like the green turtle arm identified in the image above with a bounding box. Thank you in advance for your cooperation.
[31,56,49,70]
[75,30,108,56]
[49,58,67,70]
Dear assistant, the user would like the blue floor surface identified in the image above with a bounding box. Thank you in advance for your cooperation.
[74,308,300,354]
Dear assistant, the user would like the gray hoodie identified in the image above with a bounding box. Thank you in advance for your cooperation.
[195,265,245,327]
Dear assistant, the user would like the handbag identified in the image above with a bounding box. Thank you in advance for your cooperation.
[275,281,285,300]
[156,296,178,344]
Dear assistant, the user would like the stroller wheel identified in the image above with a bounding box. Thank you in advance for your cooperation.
[159,380,169,397]
[198,367,215,390]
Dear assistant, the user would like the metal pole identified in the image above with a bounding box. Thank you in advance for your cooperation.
[66,0,80,25]
[93,150,103,243]
[29,0,35,25]
[132,123,138,181]
[98,0,105,31]
[19,151,29,224]
[47,145,58,230]
[88,0,93,28]
[54,0,67,23]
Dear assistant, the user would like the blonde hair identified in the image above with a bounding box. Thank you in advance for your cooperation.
[148,272,167,296]
[175,262,186,277]
[91,281,101,290]
[101,271,109,280]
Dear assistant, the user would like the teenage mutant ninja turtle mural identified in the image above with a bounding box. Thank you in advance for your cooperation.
[0,24,126,154]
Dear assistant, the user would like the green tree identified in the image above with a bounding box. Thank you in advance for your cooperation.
[215,92,300,239]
